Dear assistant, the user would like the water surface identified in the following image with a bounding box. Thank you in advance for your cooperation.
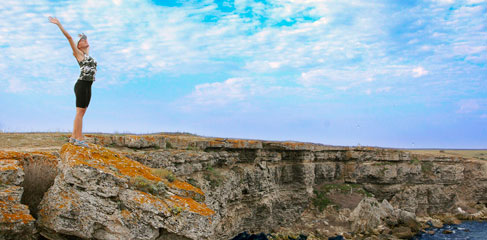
[411,220,487,240]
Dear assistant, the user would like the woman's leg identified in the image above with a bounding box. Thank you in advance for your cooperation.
[71,82,78,140]
[72,107,86,140]
[72,81,90,141]
[77,82,92,141]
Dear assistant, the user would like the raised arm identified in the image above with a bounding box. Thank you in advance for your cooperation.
[48,16,83,60]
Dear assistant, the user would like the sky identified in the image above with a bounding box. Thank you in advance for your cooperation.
[0,0,486,149]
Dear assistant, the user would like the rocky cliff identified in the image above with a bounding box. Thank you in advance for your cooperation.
[0,133,486,240]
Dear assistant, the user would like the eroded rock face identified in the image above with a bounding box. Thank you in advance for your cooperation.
[2,134,487,239]
[349,197,420,238]
[100,135,487,239]
[0,153,36,240]
[37,142,216,240]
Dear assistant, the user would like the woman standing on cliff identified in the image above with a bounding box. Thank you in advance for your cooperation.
[49,16,96,148]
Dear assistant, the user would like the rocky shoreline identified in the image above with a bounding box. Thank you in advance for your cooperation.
[0,133,486,239]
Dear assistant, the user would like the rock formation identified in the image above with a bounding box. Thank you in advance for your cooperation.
[37,142,215,240]
[0,151,40,239]
[0,133,486,239]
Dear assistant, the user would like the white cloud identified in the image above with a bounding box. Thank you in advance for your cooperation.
[457,99,480,113]
[452,44,486,56]
[376,86,391,93]
[175,75,321,111]
[0,0,485,101]
[112,0,122,6]
[243,60,284,72]
[431,0,455,5]
[297,64,416,90]
[412,66,428,78]
[466,0,487,3]
[298,68,377,88]
[420,45,433,51]
[407,39,419,44]
[364,86,391,95]
[190,77,252,105]
[6,78,29,93]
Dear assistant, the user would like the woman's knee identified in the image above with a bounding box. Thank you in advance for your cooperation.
[76,107,87,115]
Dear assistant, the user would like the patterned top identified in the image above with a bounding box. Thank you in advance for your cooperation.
[77,53,97,82]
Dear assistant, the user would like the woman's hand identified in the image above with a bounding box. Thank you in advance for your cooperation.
[49,16,73,42]
[48,16,60,25]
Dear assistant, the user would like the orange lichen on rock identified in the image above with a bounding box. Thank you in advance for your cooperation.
[0,151,28,160]
[57,189,79,210]
[125,135,161,145]
[132,190,169,212]
[167,195,215,216]
[161,135,206,149]
[281,141,307,148]
[166,179,205,196]
[206,138,262,149]
[121,209,131,218]
[0,160,22,171]
[0,201,35,224]
[28,151,58,160]
[59,142,216,219]
[227,139,246,148]
[142,135,157,141]
[0,150,59,170]
[231,139,248,148]
[207,140,225,148]
[39,188,79,222]
[127,135,141,141]
[61,143,162,182]
[22,151,59,167]
[0,186,21,203]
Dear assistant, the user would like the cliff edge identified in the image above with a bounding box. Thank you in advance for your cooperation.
[0,133,485,239]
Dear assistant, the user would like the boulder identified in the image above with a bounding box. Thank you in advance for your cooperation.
[37,142,216,240]
[391,226,414,239]
[349,197,419,237]
[349,197,382,233]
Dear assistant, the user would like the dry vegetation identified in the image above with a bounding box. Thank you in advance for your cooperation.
[0,132,69,151]
[0,131,203,152]
[151,168,176,182]
[405,149,487,161]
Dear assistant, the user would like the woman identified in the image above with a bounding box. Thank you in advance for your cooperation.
[49,16,97,148]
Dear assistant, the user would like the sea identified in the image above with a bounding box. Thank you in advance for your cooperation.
[231,220,487,240]
[411,220,487,240]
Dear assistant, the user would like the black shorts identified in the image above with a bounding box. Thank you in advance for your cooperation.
[74,80,93,108]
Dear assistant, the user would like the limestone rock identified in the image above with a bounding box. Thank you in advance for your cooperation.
[2,133,487,239]
[0,154,36,240]
[37,143,216,240]
[349,197,419,237]
[349,197,382,234]
[391,226,414,239]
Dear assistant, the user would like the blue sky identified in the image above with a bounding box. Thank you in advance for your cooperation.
[0,0,486,148]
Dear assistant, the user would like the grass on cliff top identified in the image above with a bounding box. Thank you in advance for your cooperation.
[406,149,487,161]
[312,183,373,212]
[0,131,203,151]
